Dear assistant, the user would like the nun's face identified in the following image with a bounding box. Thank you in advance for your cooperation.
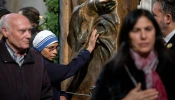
[129,16,156,57]
[41,42,59,61]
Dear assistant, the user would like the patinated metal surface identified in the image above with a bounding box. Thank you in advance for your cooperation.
[60,0,138,100]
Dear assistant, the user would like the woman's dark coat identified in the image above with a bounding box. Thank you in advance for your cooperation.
[44,50,91,100]
[91,54,175,100]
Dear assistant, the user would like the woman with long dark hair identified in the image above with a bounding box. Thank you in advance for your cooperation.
[91,9,175,100]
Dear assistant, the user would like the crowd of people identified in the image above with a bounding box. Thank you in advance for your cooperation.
[0,0,175,100]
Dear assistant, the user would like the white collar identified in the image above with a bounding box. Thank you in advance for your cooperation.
[163,30,175,43]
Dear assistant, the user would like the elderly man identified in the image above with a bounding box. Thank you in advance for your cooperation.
[0,13,53,100]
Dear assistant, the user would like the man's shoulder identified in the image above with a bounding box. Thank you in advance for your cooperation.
[28,48,43,59]
[166,34,175,49]
[170,34,175,43]
[27,48,44,68]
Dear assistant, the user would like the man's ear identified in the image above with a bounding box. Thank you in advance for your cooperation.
[1,27,8,38]
[164,14,172,24]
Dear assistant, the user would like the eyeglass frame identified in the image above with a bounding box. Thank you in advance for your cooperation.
[45,45,60,52]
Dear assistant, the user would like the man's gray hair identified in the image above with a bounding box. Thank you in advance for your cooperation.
[0,15,10,33]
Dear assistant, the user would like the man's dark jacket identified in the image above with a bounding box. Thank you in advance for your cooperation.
[0,39,53,100]
[44,50,91,100]
[166,34,175,52]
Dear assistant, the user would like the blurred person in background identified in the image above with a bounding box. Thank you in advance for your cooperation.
[18,7,41,47]
[152,0,175,52]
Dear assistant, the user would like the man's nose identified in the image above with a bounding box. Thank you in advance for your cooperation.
[26,30,31,39]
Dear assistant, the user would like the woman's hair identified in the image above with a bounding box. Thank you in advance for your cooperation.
[108,9,167,70]
[118,8,163,51]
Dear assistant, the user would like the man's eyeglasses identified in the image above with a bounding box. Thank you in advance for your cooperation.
[45,46,60,51]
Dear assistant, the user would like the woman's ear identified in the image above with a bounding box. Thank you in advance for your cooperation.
[164,14,172,24]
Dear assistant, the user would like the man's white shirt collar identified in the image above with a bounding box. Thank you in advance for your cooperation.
[163,30,175,43]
